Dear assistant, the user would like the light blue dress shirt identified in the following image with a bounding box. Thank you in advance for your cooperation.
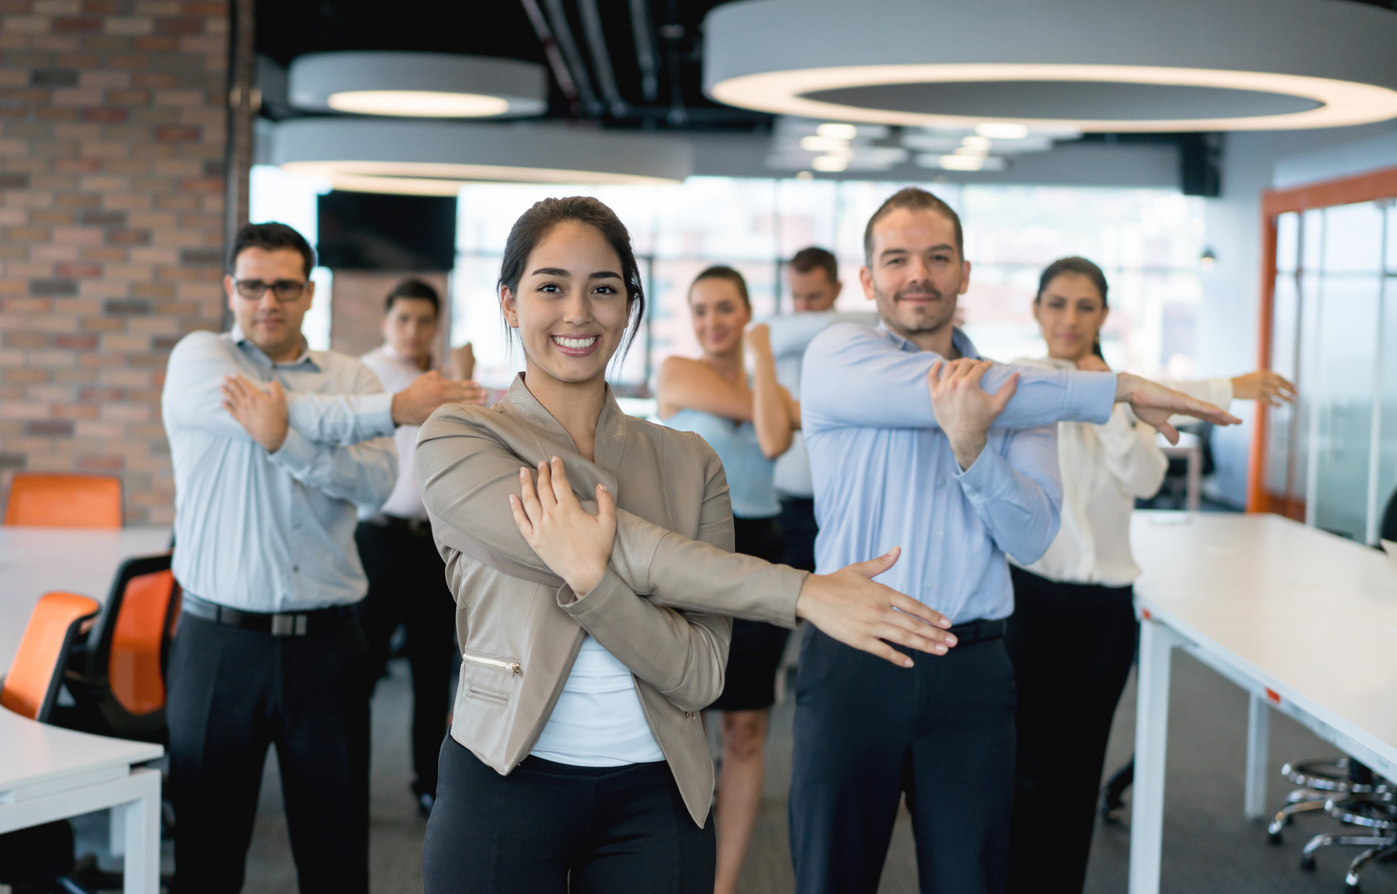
[801,323,1117,624]
[664,408,780,518]
[161,326,398,612]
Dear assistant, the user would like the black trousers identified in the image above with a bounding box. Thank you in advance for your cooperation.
[355,520,456,797]
[789,625,1017,894]
[778,496,819,573]
[422,738,715,893]
[1004,566,1137,894]
[166,613,371,894]
[709,516,791,712]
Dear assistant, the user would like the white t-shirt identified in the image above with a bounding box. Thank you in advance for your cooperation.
[359,345,430,521]
[529,636,665,767]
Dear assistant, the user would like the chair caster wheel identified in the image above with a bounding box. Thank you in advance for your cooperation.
[1300,854,1316,871]
[1267,829,1283,845]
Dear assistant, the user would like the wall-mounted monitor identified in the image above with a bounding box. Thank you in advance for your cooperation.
[316,192,458,271]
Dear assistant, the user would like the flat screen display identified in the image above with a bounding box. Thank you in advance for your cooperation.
[316,192,458,271]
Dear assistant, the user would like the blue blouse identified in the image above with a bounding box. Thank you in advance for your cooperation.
[664,408,780,519]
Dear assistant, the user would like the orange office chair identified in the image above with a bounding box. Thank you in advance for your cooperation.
[0,593,104,894]
[4,473,123,529]
[58,554,182,742]
[0,591,101,721]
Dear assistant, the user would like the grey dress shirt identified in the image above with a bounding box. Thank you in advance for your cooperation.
[161,325,398,612]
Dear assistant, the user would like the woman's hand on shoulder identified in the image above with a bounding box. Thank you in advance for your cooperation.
[509,456,616,597]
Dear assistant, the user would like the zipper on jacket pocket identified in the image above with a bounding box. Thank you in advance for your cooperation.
[461,652,522,675]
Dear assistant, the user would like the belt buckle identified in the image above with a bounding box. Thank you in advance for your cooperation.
[271,613,307,636]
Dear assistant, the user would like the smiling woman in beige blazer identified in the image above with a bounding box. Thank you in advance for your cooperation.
[416,197,958,893]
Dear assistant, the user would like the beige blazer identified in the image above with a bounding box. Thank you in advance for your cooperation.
[416,376,808,826]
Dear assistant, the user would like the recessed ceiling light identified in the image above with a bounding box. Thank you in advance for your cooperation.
[815,122,859,139]
[290,52,547,119]
[953,145,989,156]
[799,135,854,153]
[703,0,1397,131]
[976,122,1030,139]
[960,135,993,150]
[811,155,849,172]
[917,154,1008,172]
[795,170,815,180]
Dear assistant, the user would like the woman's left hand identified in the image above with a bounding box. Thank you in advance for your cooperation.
[509,456,616,597]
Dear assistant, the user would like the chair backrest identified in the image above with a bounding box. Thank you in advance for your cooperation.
[84,554,179,717]
[1,591,100,721]
[4,473,122,528]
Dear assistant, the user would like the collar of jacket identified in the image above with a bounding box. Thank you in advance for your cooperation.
[501,373,630,485]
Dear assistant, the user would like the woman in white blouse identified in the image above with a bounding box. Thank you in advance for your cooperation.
[1004,256,1294,894]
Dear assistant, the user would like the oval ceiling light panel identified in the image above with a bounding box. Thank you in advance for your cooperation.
[703,0,1397,132]
[290,52,548,118]
[271,119,692,193]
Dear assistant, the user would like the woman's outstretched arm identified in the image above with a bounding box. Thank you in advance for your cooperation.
[747,324,797,458]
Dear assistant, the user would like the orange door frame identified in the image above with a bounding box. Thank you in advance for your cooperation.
[1248,164,1397,514]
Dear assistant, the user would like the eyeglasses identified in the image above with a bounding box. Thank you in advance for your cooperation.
[232,278,308,302]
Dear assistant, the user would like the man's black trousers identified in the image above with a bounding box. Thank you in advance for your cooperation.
[355,520,456,799]
[789,625,1016,894]
[166,612,371,894]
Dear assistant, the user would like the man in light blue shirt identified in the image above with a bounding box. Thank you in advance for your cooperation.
[789,188,1237,894]
[161,222,477,894]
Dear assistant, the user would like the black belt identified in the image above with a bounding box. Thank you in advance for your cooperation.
[366,515,432,536]
[946,618,1007,645]
[182,594,356,637]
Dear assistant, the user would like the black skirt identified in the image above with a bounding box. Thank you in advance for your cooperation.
[706,516,792,712]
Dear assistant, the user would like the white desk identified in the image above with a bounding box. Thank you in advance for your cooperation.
[1127,511,1397,893]
[0,526,171,670]
[0,707,163,893]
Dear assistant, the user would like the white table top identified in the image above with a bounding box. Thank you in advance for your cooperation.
[0,706,162,796]
[0,526,172,671]
[1132,510,1397,773]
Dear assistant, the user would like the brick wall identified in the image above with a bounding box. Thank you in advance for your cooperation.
[0,1,231,525]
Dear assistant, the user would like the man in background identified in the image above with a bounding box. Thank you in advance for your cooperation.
[162,223,478,893]
[356,277,485,817]
[768,247,876,571]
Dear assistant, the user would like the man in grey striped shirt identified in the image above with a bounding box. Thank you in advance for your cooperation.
[161,222,474,894]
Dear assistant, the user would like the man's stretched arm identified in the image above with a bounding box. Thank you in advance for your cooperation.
[801,324,1116,433]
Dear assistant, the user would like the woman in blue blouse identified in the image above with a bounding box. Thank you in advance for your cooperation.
[656,266,799,894]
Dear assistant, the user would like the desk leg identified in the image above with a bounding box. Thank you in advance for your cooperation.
[1245,694,1271,821]
[1186,449,1201,512]
[1129,619,1179,894]
[121,768,161,894]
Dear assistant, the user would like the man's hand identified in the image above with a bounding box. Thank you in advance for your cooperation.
[391,370,488,426]
[794,547,958,668]
[927,359,1020,471]
[221,375,288,452]
[508,456,615,598]
[1230,370,1297,407]
[447,343,476,381]
[1115,372,1242,443]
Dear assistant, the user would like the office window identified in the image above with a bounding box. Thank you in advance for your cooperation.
[450,178,1206,391]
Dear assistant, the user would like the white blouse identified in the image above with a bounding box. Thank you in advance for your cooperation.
[1009,356,1232,587]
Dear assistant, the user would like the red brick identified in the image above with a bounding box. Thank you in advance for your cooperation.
[55,262,100,277]
[53,15,101,30]
[154,15,203,34]
[154,124,198,140]
[78,454,123,470]
[81,107,127,122]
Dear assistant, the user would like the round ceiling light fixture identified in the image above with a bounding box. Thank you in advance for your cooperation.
[289,52,548,118]
[271,119,692,194]
[704,0,1397,132]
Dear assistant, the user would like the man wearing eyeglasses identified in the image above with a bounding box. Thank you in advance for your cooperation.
[160,222,477,894]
